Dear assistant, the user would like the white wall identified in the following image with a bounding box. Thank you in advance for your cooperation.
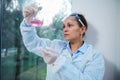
[72,0,120,80]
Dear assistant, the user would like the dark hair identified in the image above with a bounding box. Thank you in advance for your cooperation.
[69,13,88,36]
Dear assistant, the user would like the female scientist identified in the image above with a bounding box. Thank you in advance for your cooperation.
[20,3,105,80]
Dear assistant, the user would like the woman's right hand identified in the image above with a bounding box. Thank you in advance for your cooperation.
[22,3,42,24]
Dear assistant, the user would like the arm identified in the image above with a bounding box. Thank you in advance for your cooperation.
[20,3,52,57]
[51,50,105,80]
[20,20,51,56]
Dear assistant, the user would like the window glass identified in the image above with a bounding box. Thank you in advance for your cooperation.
[1,0,72,80]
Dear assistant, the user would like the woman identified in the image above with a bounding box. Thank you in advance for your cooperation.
[20,3,105,80]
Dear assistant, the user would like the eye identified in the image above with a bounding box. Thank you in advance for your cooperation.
[63,25,65,29]
[68,23,73,28]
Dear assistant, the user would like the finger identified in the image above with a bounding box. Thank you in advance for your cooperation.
[23,9,31,17]
[23,5,37,17]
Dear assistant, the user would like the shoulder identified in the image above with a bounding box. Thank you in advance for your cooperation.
[86,44,104,62]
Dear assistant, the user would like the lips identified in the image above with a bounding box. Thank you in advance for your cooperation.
[64,34,69,37]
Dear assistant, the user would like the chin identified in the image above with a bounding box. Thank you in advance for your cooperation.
[64,38,70,41]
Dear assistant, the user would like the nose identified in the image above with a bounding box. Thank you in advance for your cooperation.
[63,26,69,32]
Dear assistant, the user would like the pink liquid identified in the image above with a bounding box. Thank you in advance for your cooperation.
[30,20,43,27]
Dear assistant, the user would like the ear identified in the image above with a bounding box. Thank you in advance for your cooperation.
[80,26,87,35]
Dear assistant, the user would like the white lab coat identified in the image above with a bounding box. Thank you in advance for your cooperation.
[20,21,105,80]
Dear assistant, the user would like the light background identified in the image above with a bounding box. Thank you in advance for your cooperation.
[72,0,120,80]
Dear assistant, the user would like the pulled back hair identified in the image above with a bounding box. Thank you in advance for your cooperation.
[69,13,88,37]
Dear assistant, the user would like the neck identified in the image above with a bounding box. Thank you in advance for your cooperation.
[70,40,83,54]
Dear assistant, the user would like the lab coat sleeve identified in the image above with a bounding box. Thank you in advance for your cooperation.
[20,20,51,57]
[51,51,105,80]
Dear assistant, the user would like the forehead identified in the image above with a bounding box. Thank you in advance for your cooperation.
[63,16,76,24]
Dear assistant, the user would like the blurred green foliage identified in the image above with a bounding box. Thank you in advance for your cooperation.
[1,0,71,80]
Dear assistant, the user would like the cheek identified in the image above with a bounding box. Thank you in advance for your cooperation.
[72,28,81,35]
[74,32,81,37]
[70,30,81,38]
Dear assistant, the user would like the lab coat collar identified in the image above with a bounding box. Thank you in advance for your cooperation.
[72,45,93,62]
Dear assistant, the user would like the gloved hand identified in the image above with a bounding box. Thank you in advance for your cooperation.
[39,47,58,64]
[22,2,42,24]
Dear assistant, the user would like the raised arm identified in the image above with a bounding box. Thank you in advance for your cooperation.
[20,3,51,57]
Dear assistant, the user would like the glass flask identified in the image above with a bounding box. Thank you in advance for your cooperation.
[30,2,44,27]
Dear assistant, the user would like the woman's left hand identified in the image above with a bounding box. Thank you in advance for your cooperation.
[39,47,58,64]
